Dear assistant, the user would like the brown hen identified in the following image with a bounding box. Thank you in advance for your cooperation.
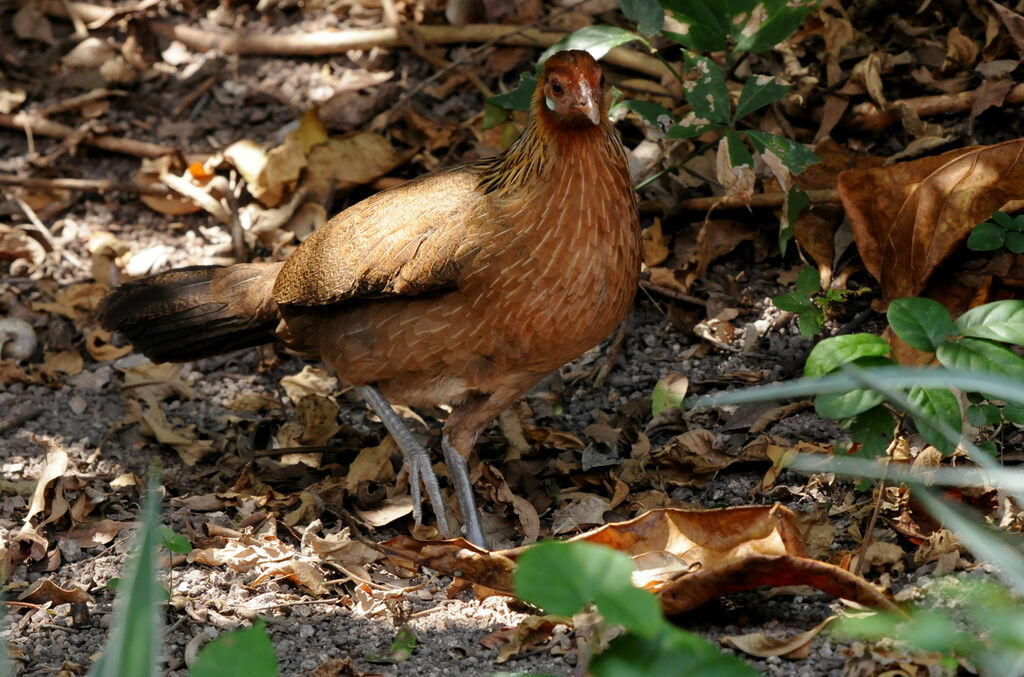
[98,50,641,548]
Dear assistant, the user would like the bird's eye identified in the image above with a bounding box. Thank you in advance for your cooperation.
[552,81,563,96]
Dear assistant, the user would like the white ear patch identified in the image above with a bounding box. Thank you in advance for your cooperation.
[546,97,556,111]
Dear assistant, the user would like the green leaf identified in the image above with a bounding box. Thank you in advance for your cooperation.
[683,53,731,125]
[908,386,962,454]
[936,338,1024,380]
[725,129,753,168]
[886,297,953,352]
[611,99,676,129]
[736,0,819,54]
[516,542,661,637]
[659,0,730,52]
[1004,230,1024,253]
[967,221,1006,251]
[796,266,821,296]
[365,625,417,664]
[734,75,790,122]
[1003,404,1024,425]
[482,102,510,131]
[665,117,722,140]
[849,405,895,458]
[539,26,648,65]
[953,300,1024,345]
[594,585,663,640]
[966,403,1001,427]
[805,333,891,377]
[591,624,759,677]
[745,130,820,174]
[780,186,810,256]
[88,471,164,677]
[797,308,824,339]
[190,619,277,677]
[158,526,192,555]
[651,374,689,416]
[487,73,536,113]
[815,385,885,419]
[772,292,814,313]
[991,210,1015,229]
[621,0,665,36]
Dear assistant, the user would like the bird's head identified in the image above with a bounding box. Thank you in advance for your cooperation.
[535,50,607,127]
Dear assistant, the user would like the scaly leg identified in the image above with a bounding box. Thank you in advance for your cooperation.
[356,385,452,538]
[442,435,488,548]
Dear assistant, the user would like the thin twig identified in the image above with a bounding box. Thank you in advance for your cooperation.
[0,112,176,158]
[639,280,707,306]
[137,21,666,78]
[0,173,174,197]
[10,194,57,252]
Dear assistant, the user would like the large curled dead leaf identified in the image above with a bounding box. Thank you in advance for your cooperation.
[381,505,898,616]
[838,140,1024,308]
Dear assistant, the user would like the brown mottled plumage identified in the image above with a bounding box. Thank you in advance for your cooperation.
[98,50,641,547]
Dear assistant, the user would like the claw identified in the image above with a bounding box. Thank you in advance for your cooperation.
[357,385,453,538]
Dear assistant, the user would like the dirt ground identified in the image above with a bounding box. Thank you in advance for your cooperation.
[2,2,1020,676]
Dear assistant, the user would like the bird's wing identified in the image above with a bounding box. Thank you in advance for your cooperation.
[272,167,489,307]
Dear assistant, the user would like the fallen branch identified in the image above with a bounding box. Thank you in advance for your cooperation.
[48,1,666,76]
[673,189,842,212]
[845,82,1024,132]
[0,173,174,196]
[0,112,176,158]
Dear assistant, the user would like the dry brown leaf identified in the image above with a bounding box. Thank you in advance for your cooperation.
[838,140,1024,308]
[169,493,225,511]
[345,439,396,493]
[641,218,669,267]
[86,328,133,362]
[118,361,195,401]
[307,529,382,566]
[720,615,837,659]
[254,560,327,596]
[794,212,836,287]
[716,137,756,203]
[493,615,565,664]
[550,493,609,535]
[39,350,84,381]
[226,392,282,413]
[123,397,214,465]
[477,464,540,543]
[18,578,93,605]
[303,133,403,204]
[280,365,338,401]
[294,394,341,446]
[0,225,46,267]
[137,155,203,216]
[382,506,898,616]
[354,495,414,527]
[67,519,127,547]
[31,282,107,325]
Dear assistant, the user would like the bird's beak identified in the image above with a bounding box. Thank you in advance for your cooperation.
[576,98,601,125]
[574,78,601,125]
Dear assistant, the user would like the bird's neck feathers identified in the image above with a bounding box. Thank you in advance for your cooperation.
[477,98,623,197]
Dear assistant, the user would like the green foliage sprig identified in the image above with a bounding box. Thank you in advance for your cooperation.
[805,298,1024,456]
[485,1,820,180]
[515,541,757,676]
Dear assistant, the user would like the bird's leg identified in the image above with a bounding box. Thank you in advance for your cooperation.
[441,435,488,549]
[355,385,452,538]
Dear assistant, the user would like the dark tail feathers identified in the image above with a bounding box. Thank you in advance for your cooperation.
[97,263,284,363]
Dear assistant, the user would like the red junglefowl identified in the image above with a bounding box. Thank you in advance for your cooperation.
[98,50,641,548]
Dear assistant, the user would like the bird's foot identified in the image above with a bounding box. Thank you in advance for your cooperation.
[356,385,453,538]
[442,435,488,549]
